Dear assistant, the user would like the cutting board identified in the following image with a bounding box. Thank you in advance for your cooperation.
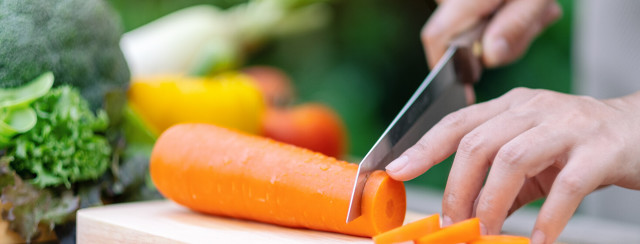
[77,200,427,243]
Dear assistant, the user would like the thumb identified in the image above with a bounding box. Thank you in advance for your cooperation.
[482,0,562,67]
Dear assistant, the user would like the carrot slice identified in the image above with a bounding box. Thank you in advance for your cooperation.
[415,217,480,244]
[150,123,406,237]
[470,235,531,244]
[373,213,441,244]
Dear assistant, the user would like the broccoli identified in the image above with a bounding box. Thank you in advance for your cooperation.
[0,0,130,109]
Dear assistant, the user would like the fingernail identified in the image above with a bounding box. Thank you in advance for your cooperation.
[386,155,408,173]
[486,37,509,66]
[442,215,453,227]
[480,222,488,235]
[531,230,545,244]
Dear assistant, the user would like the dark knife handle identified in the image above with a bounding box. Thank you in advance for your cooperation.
[423,0,487,84]
[451,21,487,84]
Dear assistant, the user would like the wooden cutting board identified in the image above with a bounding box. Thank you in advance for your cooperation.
[77,200,427,243]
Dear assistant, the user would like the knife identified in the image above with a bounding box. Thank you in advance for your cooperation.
[345,22,486,223]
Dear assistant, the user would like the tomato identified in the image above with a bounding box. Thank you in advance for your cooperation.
[243,66,295,107]
[262,104,347,159]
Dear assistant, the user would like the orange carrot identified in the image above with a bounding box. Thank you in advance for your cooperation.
[415,218,480,244]
[372,213,441,244]
[470,235,531,244]
[150,123,406,237]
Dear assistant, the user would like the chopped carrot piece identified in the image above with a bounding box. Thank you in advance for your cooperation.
[415,218,480,244]
[469,235,530,244]
[373,214,441,244]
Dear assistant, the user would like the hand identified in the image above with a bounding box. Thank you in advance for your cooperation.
[423,0,562,68]
[385,88,640,243]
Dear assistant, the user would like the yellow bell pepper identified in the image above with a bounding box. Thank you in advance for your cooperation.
[128,73,266,135]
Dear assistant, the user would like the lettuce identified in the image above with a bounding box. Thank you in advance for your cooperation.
[0,85,112,241]
[0,72,54,145]
[7,86,111,188]
[0,157,79,242]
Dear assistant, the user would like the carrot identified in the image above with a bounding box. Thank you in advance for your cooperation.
[469,235,530,244]
[150,123,406,237]
[415,218,480,244]
[372,213,441,244]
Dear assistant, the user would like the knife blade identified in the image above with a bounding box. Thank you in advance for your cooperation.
[345,23,485,223]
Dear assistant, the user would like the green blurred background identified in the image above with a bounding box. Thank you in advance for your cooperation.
[109,0,573,190]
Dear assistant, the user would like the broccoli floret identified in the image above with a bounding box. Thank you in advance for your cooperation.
[0,0,130,109]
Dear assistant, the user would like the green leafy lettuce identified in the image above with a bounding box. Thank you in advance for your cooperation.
[0,72,54,146]
[7,86,111,188]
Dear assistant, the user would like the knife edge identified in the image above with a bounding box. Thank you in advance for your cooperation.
[346,46,459,223]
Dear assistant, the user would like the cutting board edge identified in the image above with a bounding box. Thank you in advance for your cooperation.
[75,200,429,243]
[77,208,180,244]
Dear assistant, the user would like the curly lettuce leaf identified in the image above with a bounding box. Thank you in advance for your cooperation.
[7,86,111,188]
[0,72,54,109]
[0,106,37,141]
[0,156,79,242]
[0,72,53,144]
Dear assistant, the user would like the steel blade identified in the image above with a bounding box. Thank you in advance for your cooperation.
[346,46,470,222]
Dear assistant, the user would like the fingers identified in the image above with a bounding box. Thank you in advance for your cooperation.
[422,0,502,68]
[441,108,539,227]
[482,0,562,66]
[424,0,562,68]
[474,125,573,234]
[385,103,495,181]
[531,150,608,244]
[542,2,563,27]
[386,88,537,181]
[507,166,559,216]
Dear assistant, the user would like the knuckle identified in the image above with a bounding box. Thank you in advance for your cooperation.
[458,131,486,157]
[601,134,626,151]
[556,174,588,196]
[505,107,535,121]
[528,90,556,105]
[494,144,526,170]
[440,110,466,129]
[475,198,500,219]
[504,87,532,98]
[421,24,442,46]
[563,108,588,121]
[442,191,461,211]
[535,210,554,226]
[559,107,601,131]
[560,110,594,128]
[408,139,431,157]
[509,8,538,32]
[517,90,559,110]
